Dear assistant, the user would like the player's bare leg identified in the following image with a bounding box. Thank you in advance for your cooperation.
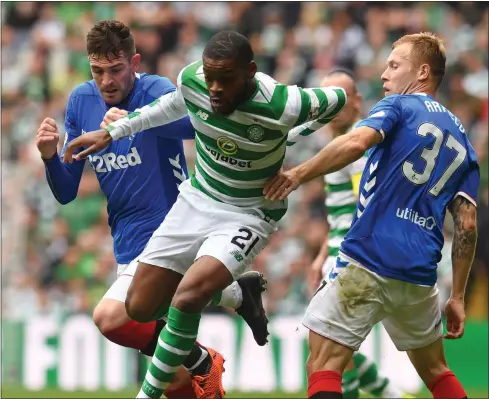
[407,337,467,398]
[306,330,354,398]
[138,256,243,398]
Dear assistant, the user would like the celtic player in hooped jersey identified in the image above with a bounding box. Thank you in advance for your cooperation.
[63,31,346,398]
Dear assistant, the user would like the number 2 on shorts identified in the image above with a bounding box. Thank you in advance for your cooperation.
[231,228,260,256]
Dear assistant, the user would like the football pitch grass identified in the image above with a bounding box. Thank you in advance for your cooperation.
[2,387,489,398]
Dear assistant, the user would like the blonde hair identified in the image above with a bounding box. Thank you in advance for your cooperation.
[393,32,446,88]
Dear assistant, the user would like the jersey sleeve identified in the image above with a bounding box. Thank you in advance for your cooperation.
[46,91,85,204]
[286,86,347,146]
[355,96,402,141]
[143,77,195,140]
[454,155,480,207]
[106,69,188,141]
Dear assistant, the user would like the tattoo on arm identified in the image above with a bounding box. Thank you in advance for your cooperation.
[449,196,478,261]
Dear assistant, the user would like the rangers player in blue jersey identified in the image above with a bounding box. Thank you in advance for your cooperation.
[264,32,478,399]
[35,20,268,399]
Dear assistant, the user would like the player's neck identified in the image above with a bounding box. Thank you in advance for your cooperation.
[243,78,258,102]
[405,83,436,98]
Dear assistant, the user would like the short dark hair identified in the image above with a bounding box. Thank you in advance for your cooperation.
[86,20,136,60]
[327,67,356,80]
[203,30,254,65]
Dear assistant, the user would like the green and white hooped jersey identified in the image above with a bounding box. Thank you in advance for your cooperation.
[325,122,367,257]
[108,60,346,221]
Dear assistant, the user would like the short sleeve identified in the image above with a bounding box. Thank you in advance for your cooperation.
[355,96,402,141]
[454,163,480,207]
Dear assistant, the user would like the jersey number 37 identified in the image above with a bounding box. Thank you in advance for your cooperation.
[402,122,467,196]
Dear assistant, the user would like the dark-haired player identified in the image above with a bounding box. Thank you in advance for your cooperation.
[265,32,478,399]
[36,22,269,399]
[62,30,347,398]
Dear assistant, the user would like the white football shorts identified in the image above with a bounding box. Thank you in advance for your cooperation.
[138,180,277,280]
[303,252,443,351]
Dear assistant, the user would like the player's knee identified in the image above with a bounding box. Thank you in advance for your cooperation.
[417,361,450,387]
[172,288,204,313]
[125,292,154,323]
[93,300,128,335]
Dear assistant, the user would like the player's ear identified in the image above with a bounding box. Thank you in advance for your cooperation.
[418,63,430,82]
[248,61,257,79]
[131,53,141,74]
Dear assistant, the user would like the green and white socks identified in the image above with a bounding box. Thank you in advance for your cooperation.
[342,352,405,398]
[138,307,201,398]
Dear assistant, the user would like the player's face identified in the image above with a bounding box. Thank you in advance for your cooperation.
[381,43,418,96]
[320,74,361,132]
[89,52,141,105]
[203,57,257,116]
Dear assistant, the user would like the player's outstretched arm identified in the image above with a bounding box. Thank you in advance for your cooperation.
[286,86,347,147]
[63,89,188,162]
[37,115,85,204]
[264,126,381,201]
[445,195,478,339]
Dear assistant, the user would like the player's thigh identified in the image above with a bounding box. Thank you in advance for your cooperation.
[138,194,210,276]
[382,283,443,352]
[196,215,275,280]
[126,261,183,322]
[303,262,387,352]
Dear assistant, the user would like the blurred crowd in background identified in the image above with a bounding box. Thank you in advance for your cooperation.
[2,1,488,321]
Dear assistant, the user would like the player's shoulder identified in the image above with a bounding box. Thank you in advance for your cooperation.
[178,60,203,87]
[69,80,99,101]
[137,73,176,99]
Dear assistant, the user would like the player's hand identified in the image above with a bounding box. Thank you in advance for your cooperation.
[308,256,325,296]
[100,107,128,129]
[36,117,60,160]
[263,169,301,201]
[62,129,113,163]
[444,297,465,339]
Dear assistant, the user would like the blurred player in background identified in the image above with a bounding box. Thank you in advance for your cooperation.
[307,70,413,398]
[265,32,478,399]
[62,30,347,398]
[35,20,270,399]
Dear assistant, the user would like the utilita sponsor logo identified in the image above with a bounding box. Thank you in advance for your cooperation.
[396,207,436,230]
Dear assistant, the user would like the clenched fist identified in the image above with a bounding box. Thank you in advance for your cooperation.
[100,107,128,129]
[36,117,60,160]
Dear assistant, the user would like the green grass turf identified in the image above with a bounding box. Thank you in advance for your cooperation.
[2,387,488,398]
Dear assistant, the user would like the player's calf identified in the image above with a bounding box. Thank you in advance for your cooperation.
[306,330,355,399]
[408,337,467,399]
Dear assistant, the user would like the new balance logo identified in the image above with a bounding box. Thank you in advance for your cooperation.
[196,110,209,121]
[230,250,244,262]
[88,147,141,173]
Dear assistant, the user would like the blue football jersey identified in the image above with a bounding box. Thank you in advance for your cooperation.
[60,73,195,264]
[339,93,480,285]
